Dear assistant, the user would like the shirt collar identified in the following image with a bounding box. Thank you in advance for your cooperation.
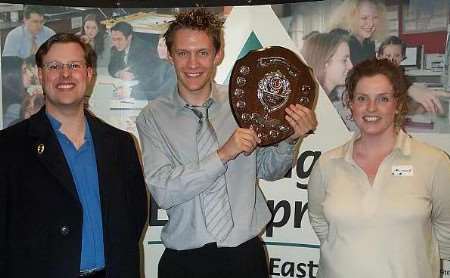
[343,129,411,163]
[172,82,221,112]
[47,112,62,131]
[124,46,130,56]
[393,129,411,156]
[46,112,92,142]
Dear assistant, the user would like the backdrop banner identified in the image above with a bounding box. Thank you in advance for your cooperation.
[1,2,449,278]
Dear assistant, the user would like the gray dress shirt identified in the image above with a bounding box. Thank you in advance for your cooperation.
[137,83,296,250]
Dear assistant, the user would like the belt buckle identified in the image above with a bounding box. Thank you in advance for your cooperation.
[79,268,102,277]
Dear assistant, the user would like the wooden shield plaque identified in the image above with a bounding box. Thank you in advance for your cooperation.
[229,46,317,146]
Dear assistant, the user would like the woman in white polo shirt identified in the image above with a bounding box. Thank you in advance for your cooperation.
[308,58,450,278]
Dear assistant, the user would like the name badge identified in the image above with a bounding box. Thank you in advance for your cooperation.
[392,165,414,176]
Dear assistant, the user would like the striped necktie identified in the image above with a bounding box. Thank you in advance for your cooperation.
[188,99,234,242]
[30,35,38,56]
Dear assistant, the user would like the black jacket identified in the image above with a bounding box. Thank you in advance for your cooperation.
[0,108,148,278]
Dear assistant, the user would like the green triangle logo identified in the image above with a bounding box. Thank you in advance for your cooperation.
[224,31,262,84]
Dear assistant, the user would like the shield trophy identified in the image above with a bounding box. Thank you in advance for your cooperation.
[229,46,317,146]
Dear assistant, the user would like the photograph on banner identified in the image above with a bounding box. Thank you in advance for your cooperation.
[0,4,225,135]
[273,0,450,134]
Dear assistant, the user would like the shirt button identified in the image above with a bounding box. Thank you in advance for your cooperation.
[60,225,70,236]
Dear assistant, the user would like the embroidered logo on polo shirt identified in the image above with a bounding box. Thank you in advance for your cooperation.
[392,165,414,176]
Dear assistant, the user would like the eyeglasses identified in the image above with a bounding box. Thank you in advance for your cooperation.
[353,94,396,105]
[42,61,86,72]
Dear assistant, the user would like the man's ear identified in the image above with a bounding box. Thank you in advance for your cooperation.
[214,47,224,66]
[86,66,94,81]
[167,51,174,65]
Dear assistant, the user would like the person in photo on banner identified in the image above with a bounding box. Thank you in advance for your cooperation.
[136,9,317,278]
[0,33,148,278]
[307,58,450,278]
[18,56,46,122]
[377,35,450,115]
[301,31,356,130]
[108,21,176,100]
[2,5,55,59]
[328,0,387,66]
[76,14,111,68]
[1,56,28,127]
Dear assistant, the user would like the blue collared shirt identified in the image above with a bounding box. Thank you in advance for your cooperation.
[47,113,105,270]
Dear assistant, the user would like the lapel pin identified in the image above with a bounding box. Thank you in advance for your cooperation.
[37,144,45,154]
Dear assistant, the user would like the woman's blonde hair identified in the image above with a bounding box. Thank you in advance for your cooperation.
[328,0,387,41]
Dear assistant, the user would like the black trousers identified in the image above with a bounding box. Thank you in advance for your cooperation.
[158,237,269,278]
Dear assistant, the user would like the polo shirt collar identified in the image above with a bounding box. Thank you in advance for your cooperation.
[343,129,412,163]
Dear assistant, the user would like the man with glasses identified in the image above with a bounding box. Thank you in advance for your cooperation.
[0,33,148,278]
[2,5,55,59]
